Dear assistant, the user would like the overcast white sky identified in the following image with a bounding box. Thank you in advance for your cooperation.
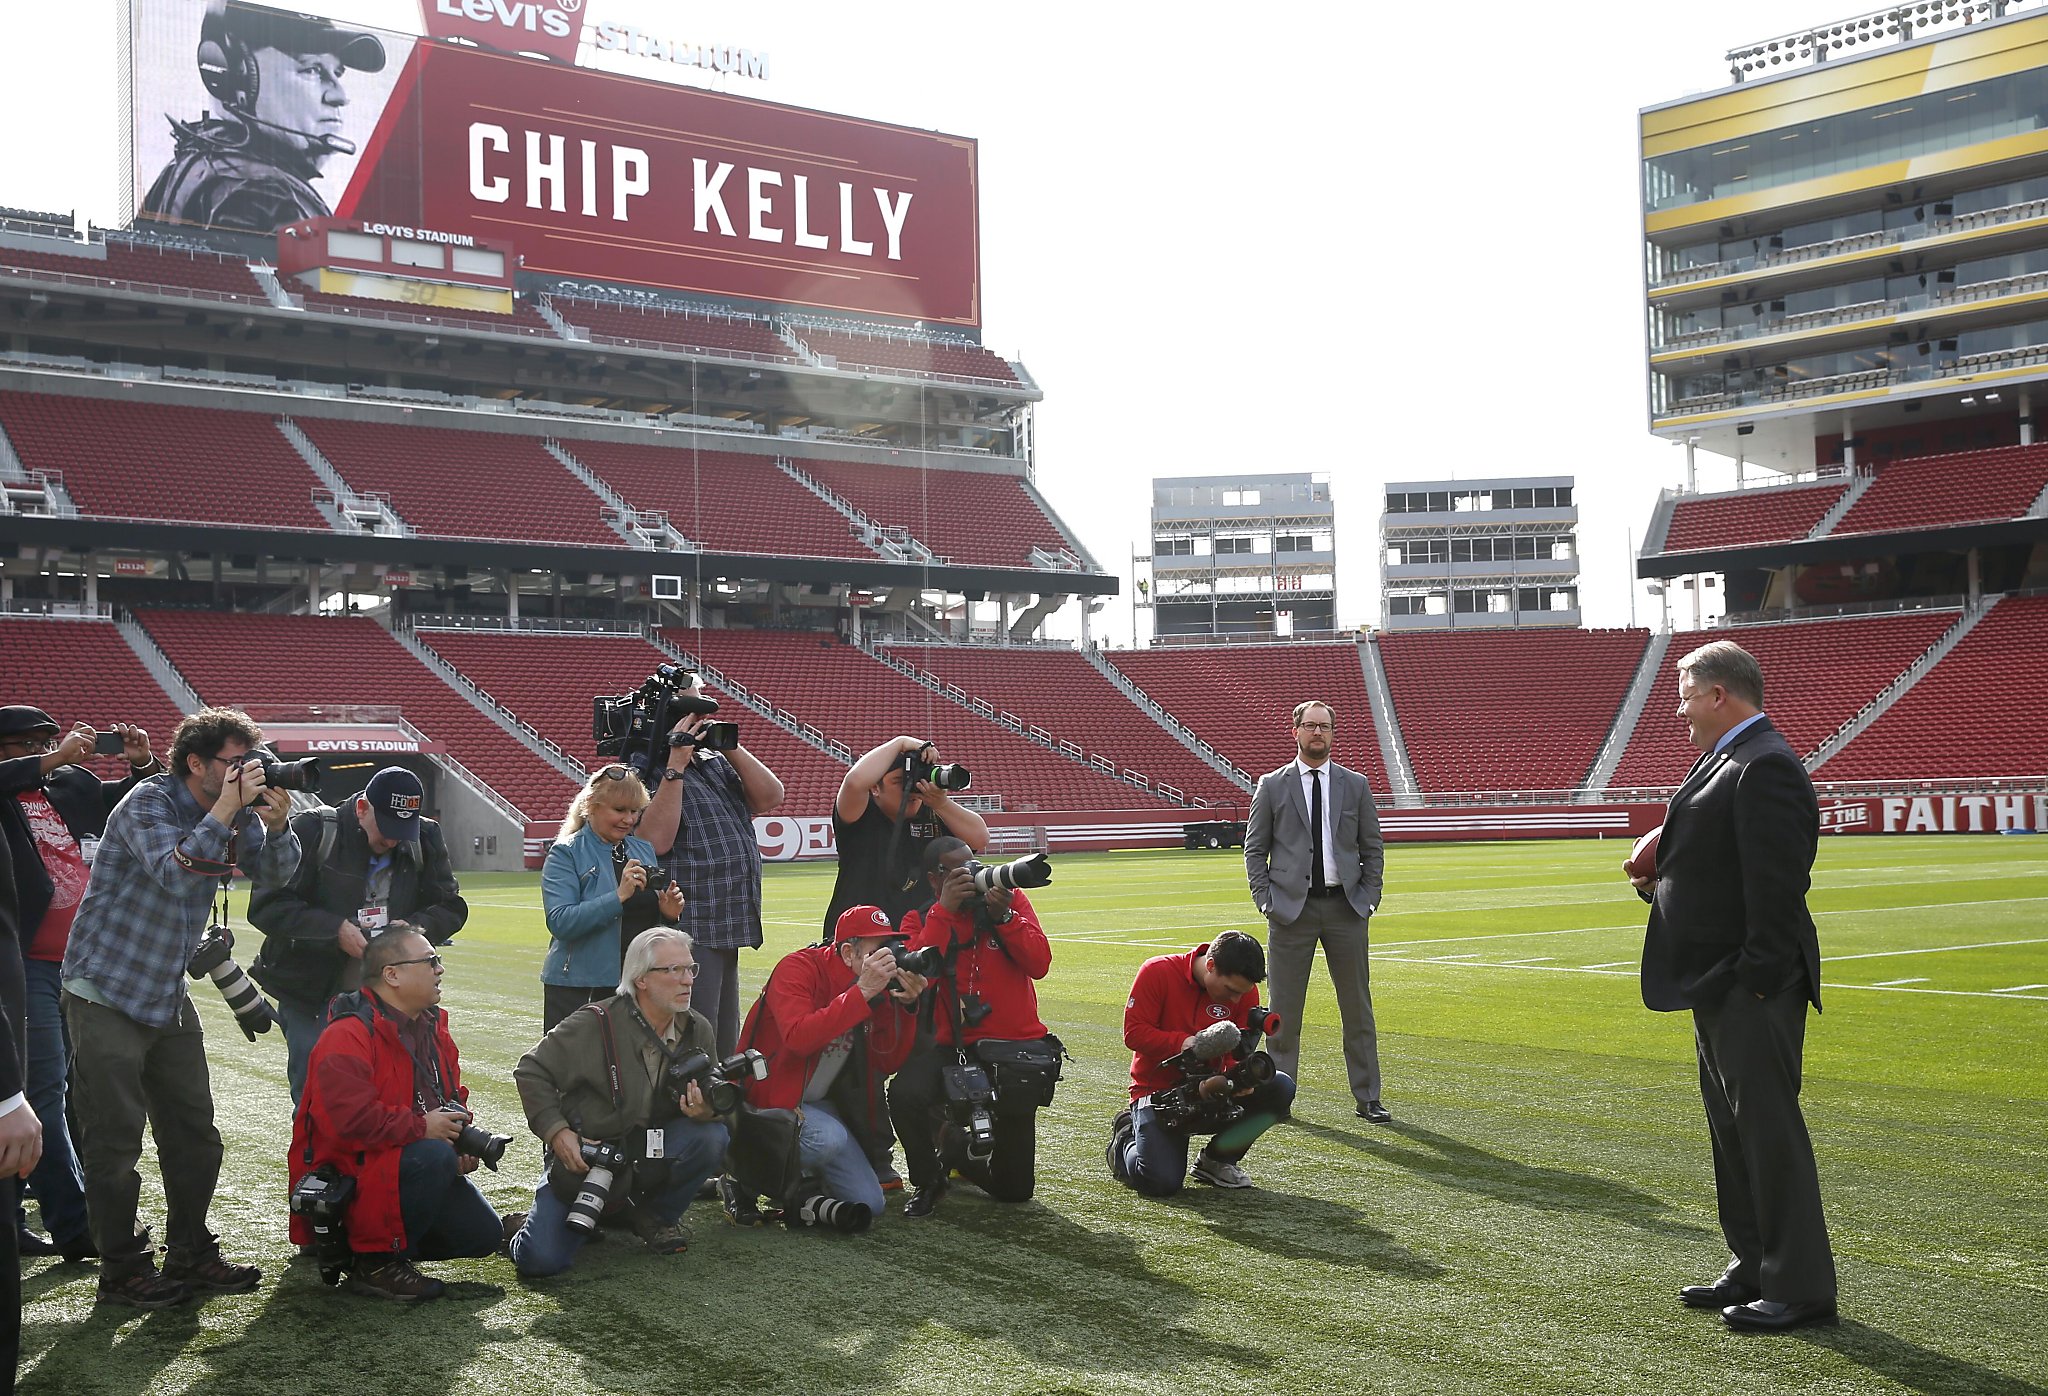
[1,0,1823,641]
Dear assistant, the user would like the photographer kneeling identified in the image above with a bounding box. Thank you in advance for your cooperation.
[732,906,926,1228]
[288,929,505,1301]
[509,928,727,1277]
[888,840,1058,1218]
[1110,931,1296,1196]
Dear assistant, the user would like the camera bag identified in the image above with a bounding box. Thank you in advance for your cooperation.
[972,1034,1065,1110]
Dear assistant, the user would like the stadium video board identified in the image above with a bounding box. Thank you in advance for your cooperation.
[125,0,983,324]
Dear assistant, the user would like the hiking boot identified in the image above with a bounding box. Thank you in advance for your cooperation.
[97,1265,191,1310]
[1106,1110,1134,1183]
[1192,1150,1253,1189]
[163,1250,262,1294]
[627,1207,691,1255]
[347,1256,445,1302]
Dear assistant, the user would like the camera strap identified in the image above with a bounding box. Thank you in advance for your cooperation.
[578,1001,625,1110]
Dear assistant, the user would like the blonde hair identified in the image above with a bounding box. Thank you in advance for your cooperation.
[560,764,651,838]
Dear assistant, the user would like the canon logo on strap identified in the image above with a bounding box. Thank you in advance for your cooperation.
[421,0,582,64]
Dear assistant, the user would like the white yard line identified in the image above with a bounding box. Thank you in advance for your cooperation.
[1872,978,1929,987]
[1824,936,2048,962]
[1992,984,2048,993]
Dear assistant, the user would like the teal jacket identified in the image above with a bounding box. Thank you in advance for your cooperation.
[540,826,662,988]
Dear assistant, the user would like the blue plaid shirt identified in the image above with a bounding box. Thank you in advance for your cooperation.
[657,751,763,951]
[61,771,300,1028]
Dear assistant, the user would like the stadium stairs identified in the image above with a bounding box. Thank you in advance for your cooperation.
[873,642,1244,806]
[1078,647,1253,792]
[559,438,875,560]
[1376,629,1651,796]
[1808,596,2044,779]
[1101,644,1391,797]
[777,457,937,565]
[1580,631,1673,797]
[1607,608,1963,788]
[1357,637,1420,806]
[389,627,590,783]
[662,629,1177,812]
[277,418,412,537]
[134,611,576,824]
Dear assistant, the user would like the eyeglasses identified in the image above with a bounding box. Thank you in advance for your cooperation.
[1295,721,1333,732]
[0,736,56,754]
[388,954,443,970]
[649,963,699,978]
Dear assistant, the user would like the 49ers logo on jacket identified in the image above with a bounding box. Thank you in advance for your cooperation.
[1206,1003,1230,1020]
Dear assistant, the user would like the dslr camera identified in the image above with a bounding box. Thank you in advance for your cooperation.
[559,1138,631,1233]
[897,746,971,794]
[188,927,277,1041]
[288,1164,356,1287]
[663,1048,768,1116]
[965,852,1053,896]
[593,665,725,780]
[435,1104,512,1171]
[249,753,322,793]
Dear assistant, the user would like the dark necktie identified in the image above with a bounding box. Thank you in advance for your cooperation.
[1310,769,1326,891]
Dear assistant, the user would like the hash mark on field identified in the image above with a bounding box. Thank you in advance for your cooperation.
[1586,961,1634,969]
[1992,984,2048,993]
[1495,957,1555,965]
[1873,978,1930,986]
[1824,936,2048,962]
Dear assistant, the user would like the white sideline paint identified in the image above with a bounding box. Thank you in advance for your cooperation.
[1872,978,1929,986]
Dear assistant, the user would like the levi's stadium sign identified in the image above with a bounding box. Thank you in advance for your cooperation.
[126,0,981,324]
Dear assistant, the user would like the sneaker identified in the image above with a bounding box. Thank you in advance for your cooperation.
[876,1169,904,1194]
[903,1181,948,1219]
[717,1176,765,1228]
[162,1250,262,1294]
[1191,1151,1253,1189]
[97,1265,190,1310]
[627,1208,691,1255]
[347,1256,445,1302]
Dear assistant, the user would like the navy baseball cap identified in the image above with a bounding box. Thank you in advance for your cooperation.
[363,767,424,842]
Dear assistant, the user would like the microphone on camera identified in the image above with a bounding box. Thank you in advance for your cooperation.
[1189,1021,1242,1061]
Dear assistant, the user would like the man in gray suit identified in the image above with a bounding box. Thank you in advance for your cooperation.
[1244,699,1388,1122]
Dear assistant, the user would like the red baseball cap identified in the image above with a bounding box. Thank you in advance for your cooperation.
[833,905,897,944]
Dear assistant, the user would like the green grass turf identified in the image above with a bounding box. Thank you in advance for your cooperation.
[19,836,2048,1395]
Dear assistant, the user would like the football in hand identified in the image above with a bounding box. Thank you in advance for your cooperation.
[1624,824,1663,881]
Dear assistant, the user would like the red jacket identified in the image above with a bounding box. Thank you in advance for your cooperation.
[1124,943,1265,1102]
[741,943,917,1112]
[900,891,1050,1045]
[287,990,467,1254]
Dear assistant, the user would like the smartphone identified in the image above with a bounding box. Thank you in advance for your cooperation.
[93,731,125,756]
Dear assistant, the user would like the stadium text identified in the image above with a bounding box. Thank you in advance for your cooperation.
[466,124,914,258]
[1878,794,2047,833]
[592,23,770,80]
[360,223,477,247]
[433,0,572,40]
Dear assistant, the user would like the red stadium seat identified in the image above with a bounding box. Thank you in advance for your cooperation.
[1832,443,2048,535]
[1663,483,1845,552]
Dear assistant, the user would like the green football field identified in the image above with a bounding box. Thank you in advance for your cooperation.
[18,836,2048,1395]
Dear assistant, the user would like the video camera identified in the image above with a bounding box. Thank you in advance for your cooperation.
[187,927,278,1041]
[1144,1008,1282,1134]
[593,665,728,781]
[664,1048,768,1116]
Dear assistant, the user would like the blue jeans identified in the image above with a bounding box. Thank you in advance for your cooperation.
[510,1116,726,1278]
[1118,1071,1296,1197]
[19,960,88,1246]
[277,995,326,1105]
[798,1100,886,1214]
[393,1139,503,1262]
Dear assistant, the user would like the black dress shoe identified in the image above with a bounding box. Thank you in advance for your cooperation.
[1680,1277,1759,1309]
[1356,1101,1392,1124]
[903,1181,948,1219]
[59,1234,100,1264]
[17,1229,58,1257]
[1721,1299,1839,1332]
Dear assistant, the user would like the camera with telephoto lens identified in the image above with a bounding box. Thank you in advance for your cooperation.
[664,1048,768,1116]
[965,852,1052,896]
[1145,1009,1283,1134]
[785,1192,872,1234]
[288,1164,356,1287]
[187,927,277,1041]
[594,665,720,780]
[898,747,971,793]
[560,1138,630,1233]
[941,1056,998,1160]
[436,1105,511,1171]
[251,754,322,792]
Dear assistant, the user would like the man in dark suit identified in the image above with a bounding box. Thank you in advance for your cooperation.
[1245,699,1388,1122]
[1631,640,1836,1333]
